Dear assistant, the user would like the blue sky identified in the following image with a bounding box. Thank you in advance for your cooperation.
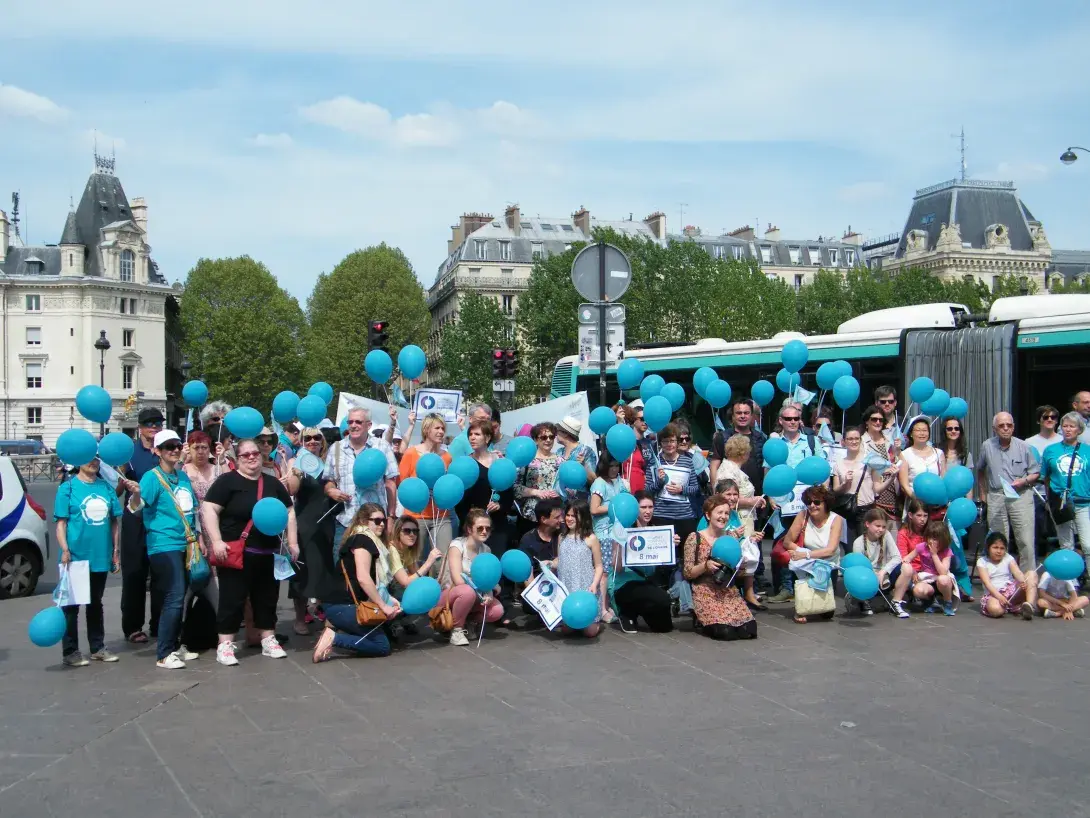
[1,1,1088,303]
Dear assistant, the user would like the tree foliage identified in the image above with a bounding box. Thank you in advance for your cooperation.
[179,256,308,409]
[435,291,512,403]
[306,245,430,396]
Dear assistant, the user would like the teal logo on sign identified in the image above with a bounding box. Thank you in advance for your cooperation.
[421,395,436,410]
[629,535,646,552]
[539,581,554,597]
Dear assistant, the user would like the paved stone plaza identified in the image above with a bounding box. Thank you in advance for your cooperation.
[2,568,1088,818]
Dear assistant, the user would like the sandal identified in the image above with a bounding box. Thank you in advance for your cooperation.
[126,631,149,644]
[600,610,616,624]
[793,615,808,624]
[312,627,335,663]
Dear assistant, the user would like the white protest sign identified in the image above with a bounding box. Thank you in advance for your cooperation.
[500,392,596,449]
[521,571,569,631]
[657,465,689,500]
[621,525,676,568]
[413,388,463,425]
[779,484,807,516]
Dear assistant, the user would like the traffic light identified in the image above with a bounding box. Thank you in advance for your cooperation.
[368,319,389,351]
[492,348,505,379]
[505,348,519,378]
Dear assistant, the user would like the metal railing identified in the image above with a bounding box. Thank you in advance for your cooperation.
[10,454,61,482]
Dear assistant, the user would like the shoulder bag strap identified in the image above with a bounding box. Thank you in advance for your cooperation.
[238,475,265,542]
[340,552,363,607]
[1063,443,1079,499]
[151,469,198,543]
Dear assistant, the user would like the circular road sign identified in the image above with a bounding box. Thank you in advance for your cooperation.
[570,242,632,302]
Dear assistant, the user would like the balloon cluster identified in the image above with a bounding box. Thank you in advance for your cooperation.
[364,344,427,386]
[907,377,968,420]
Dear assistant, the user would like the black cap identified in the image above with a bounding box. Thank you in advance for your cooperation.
[138,407,165,425]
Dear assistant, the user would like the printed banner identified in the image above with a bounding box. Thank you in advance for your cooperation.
[779,484,807,517]
[622,525,676,567]
[521,571,570,631]
[413,388,463,425]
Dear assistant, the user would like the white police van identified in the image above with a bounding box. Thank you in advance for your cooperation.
[0,456,50,598]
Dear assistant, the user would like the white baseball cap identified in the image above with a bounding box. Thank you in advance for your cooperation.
[153,430,181,449]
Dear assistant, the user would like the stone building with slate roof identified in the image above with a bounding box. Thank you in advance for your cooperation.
[0,156,184,445]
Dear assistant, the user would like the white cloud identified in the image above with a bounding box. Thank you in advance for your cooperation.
[0,83,67,123]
[249,132,294,148]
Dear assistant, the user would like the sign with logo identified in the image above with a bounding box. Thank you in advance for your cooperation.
[412,388,463,425]
[779,484,807,517]
[521,571,570,631]
[622,525,676,567]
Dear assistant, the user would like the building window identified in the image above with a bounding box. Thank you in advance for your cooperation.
[119,298,137,315]
[123,329,135,347]
[713,245,726,260]
[502,295,514,315]
[731,246,743,260]
[499,241,511,261]
[120,249,135,282]
[759,246,773,264]
[500,268,513,276]
[794,274,804,292]
[810,248,822,265]
[122,364,135,391]
[26,407,42,426]
[828,248,839,266]
[788,247,800,265]
[846,249,856,265]
[531,242,544,259]
[26,327,41,346]
[541,224,555,231]
[25,294,41,312]
[468,267,481,275]
[474,240,486,258]
[26,363,42,389]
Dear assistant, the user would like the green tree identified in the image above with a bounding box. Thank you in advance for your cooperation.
[306,245,430,396]
[179,256,307,409]
[1050,277,1090,294]
[517,243,586,394]
[435,291,512,403]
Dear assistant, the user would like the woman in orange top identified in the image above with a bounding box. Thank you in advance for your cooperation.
[399,413,453,562]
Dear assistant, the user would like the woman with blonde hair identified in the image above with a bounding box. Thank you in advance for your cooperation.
[714,434,766,536]
[384,514,443,637]
[399,413,453,554]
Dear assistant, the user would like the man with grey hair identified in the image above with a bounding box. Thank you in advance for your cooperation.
[976,411,1040,572]
[1071,391,1090,445]
[322,406,398,547]
[199,401,233,428]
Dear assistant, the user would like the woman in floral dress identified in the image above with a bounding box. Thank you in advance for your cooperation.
[514,422,561,540]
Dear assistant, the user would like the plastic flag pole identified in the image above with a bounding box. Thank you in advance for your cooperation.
[476,600,487,648]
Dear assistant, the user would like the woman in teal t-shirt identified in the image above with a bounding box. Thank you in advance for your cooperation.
[1041,412,1090,578]
[54,458,123,666]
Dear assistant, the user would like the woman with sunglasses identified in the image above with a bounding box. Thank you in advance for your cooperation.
[399,413,453,556]
[558,500,604,637]
[386,515,442,628]
[860,403,901,526]
[776,485,843,622]
[1026,405,1062,460]
[645,423,702,584]
[938,418,974,499]
[898,417,945,502]
[438,508,505,647]
[203,438,298,667]
[676,421,710,514]
[514,422,562,539]
[255,427,283,478]
[312,503,401,662]
[283,426,332,635]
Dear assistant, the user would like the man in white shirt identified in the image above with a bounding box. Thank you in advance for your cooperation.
[1025,405,1061,459]
[1072,391,1090,446]
[322,407,398,550]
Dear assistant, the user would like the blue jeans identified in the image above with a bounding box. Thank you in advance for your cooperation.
[333,522,346,559]
[322,603,391,657]
[148,550,187,660]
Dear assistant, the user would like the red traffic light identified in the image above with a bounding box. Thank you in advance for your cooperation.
[493,349,504,359]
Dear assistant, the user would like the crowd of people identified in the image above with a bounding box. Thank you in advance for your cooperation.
[52,386,1090,668]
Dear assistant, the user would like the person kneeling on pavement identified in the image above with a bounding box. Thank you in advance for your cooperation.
[611,490,675,634]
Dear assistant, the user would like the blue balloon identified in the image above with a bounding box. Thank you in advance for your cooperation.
[558,460,588,491]
[841,552,872,571]
[271,391,301,423]
[97,432,134,467]
[693,367,718,398]
[611,492,639,527]
[353,448,388,488]
[751,380,775,407]
[832,360,853,381]
[697,516,708,532]
[843,566,879,600]
[920,388,950,418]
[224,406,264,439]
[28,606,66,647]
[775,368,800,394]
[661,383,686,413]
[943,465,974,500]
[764,464,798,498]
[76,385,112,424]
[561,590,598,630]
[470,552,502,592]
[448,456,480,489]
[616,358,644,390]
[815,362,841,391]
[639,374,666,402]
[605,424,637,461]
[643,395,672,433]
[589,405,617,436]
[401,576,442,615]
[416,452,447,488]
[252,497,288,536]
[339,417,349,435]
[705,379,732,410]
[296,396,327,427]
[711,536,742,568]
[763,437,789,467]
[943,397,969,420]
[182,380,209,407]
[397,345,427,380]
[797,455,831,486]
[432,474,465,510]
[398,477,431,513]
[908,376,936,404]
[1044,548,1084,582]
[913,472,948,506]
[781,339,809,373]
[308,382,334,405]
[500,549,533,583]
[364,349,393,384]
[833,375,860,409]
[946,497,978,530]
[505,436,537,468]
[56,428,98,467]
[488,458,517,491]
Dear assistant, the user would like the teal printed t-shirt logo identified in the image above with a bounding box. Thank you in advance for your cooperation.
[80,494,111,526]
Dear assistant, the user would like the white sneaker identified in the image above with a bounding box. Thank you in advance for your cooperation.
[260,635,287,659]
[177,645,199,661]
[156,652,186,670]
[449,627,469,647]
[216,641,239,666]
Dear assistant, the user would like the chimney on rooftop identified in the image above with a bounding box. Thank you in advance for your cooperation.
[573,206,591,237]
[643,211,666,241]
[505,204,521,236]
[450,212,494,255]
[764,223,781,242]
[728,225,755,241]
[130,197,147,235]
[841,225,864,246]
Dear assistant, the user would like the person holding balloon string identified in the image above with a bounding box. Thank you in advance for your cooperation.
[438,508,505,647]
[513,422,562,541]
[383,514,443,637]
[282,426,333,634]
[644,422,702,584]
[610,490,675,633]
[776,485,843,622]
[715,479,766,610]
[975,531,1037,620]
[849,508,908,617]
[898,417,946,505]
[589,452,628,623]
[860,403,902,530]
[554,416,597,502]
[1039,411,1090,581]
[556,500,605,638]
[399,412,454,562]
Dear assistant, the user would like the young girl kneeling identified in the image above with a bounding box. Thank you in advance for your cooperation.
[976,531,1037,621]
[911,521,958,616]
[1037,570,1088,620]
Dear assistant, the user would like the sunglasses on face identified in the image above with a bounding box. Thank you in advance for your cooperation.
[158,442,182,452]
[257,437,276,445]
[369,517,387,525]
[537,433,555,441]
[238,451,261,460]
[142,422,164,429]
[781,416,801,422]
[868,417,883,423]
[474,525,492,533]
[347,419,366,426]
[1042,414,1058,421]
[402,528,419,536]
[678,435,692,442]
[207,416,223,423]
[806,499,823,507]
[945,426,960,433]
[877,399,895,405]
[303,434,323,443]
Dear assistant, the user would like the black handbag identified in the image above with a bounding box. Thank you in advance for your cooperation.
[835,464,866,518]
[1048,443,1080,525]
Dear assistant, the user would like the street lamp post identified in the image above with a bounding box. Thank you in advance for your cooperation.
[94,330,111,437]
[1060,146,1089,165]
[180,359,191,431]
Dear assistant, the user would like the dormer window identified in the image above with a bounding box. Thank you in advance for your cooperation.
[120,249,135,282]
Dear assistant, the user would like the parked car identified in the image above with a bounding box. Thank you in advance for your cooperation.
[0,456,49,598]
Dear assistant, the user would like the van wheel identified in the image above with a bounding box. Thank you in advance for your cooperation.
[0,541,42,599]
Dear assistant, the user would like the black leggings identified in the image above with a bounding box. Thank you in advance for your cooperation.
[702,620,757,641]
[217,552,279,635]
[614,581,674,632]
